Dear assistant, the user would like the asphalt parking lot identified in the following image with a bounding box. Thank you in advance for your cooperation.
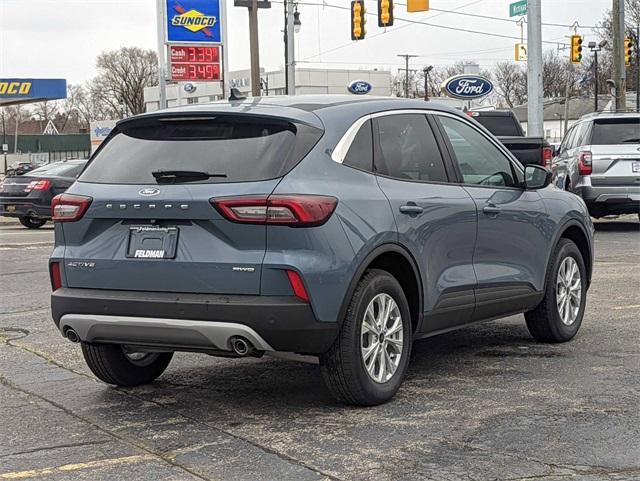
[0,216,638,481]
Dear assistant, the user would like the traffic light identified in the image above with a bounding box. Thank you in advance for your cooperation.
[351,0,366,40]
[624,37,634,67]
[378,0,393,27]
[406,0,428,13]
[570,35,583,64]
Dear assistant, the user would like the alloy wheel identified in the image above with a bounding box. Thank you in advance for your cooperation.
[360,293,404,383]
[556,256,582,326]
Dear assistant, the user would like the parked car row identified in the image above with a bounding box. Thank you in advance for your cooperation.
[0,160,87,228]
[47,96,594,406]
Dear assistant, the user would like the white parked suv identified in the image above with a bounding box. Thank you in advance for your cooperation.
[551,112,640,218]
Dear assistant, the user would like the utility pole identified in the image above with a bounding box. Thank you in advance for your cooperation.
[249,0,261,97]
[636,25,640,113]
[612,0,626,112]
[285,0,296,95]
[527,0,543,137]
[155,0,167,110]
[397,54,418,98]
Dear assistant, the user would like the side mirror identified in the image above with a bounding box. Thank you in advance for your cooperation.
[553,145,561,156]
[524,164,552,190]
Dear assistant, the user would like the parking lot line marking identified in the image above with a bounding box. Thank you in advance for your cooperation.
[612,304,640,310]
[0,454,154,479]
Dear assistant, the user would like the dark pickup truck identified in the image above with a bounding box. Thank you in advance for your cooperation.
[469,110,553,168]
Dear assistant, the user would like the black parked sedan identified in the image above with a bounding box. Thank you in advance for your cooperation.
[0,160,86,228]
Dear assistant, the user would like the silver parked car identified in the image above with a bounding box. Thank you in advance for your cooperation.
[552,112,640,218]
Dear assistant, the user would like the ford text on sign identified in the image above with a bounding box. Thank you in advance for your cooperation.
[442,75,494,100]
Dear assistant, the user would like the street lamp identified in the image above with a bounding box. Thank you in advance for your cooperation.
[293,9,301,34]
[588,39,607,112]
[423,65,433,101]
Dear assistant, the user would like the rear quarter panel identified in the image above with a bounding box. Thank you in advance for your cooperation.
[265,130,397,324]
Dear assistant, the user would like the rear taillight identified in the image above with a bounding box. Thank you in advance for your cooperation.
[50,262,62,290]
[211,195,338,227]
[286,270,310,302]
[51,194,92,222]
[24,180,52,192]
[577,151,593,176]
[542,146,553,168]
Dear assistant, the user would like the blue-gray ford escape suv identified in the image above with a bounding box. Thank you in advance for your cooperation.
[49,96,594,406]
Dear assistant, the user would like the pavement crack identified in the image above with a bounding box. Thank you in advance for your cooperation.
[1,341,337,481]
[0,373,213,481]
[0,440,111,459]
[0,327,30,341]
[117,386,345,481]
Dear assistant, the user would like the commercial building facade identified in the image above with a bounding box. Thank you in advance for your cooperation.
[144,67,392,111]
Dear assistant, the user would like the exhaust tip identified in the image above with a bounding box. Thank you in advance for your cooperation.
[65,328,80,343]
[229,336,252,356]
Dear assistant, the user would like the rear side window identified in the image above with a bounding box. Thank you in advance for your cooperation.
[375,114,448,183]
[590,118,640,145]
[26,162,85,178]
[472,114,522,136]
[80,116,322,184]
[343,120,373,171]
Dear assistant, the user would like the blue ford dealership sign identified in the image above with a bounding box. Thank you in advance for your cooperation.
[348,80,373,95]
[442,75,493,100]
[166,0,222,43]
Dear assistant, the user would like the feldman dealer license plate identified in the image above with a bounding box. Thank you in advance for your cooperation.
[126,226,179,259]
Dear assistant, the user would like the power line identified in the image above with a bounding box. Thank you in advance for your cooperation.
[296,1,570,47]
[299,0,484,61]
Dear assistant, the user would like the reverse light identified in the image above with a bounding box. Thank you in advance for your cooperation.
[51,194,92,222]
[286,270,310,302]
[211,195,338,227]
[542,146,553,168]
[577,151,593,176]
[24,180,52,192]
[49,262,62,290]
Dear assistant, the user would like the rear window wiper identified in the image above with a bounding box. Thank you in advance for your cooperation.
[151,170,227,183]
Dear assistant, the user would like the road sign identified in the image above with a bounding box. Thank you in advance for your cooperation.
[515,43,528,61]
[509,0,527,17]
[168,44,222,81]
[166,0,222,43]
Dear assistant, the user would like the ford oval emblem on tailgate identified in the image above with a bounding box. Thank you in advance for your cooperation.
[139,188,160,196]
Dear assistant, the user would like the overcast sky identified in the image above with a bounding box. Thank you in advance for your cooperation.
[0,0,613,85]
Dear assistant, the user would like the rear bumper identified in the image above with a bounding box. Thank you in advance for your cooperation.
[0,199,51,218]
[51,288,338,355]
[576,185,640,215]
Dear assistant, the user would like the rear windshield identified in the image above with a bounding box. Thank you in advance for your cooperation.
[79,116,322,184]
[590,118,640,145]
[472,114,522,136]
[26,162,85,178]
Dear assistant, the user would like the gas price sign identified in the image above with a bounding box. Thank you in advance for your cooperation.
[169,45,221,81]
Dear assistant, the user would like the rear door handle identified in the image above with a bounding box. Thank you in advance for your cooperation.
[483,205,501,215]
[399,204,424,215]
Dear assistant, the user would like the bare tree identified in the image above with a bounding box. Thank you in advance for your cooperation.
[92,47,158,116]
[492,61,527,107]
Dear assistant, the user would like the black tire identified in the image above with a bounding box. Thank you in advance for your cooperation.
[320,269,412,406]
[525,239,587,343]
[18,216,47,229]
[81,343,173,386]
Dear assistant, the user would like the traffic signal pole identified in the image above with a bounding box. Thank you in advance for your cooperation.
[526,0,543,137]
